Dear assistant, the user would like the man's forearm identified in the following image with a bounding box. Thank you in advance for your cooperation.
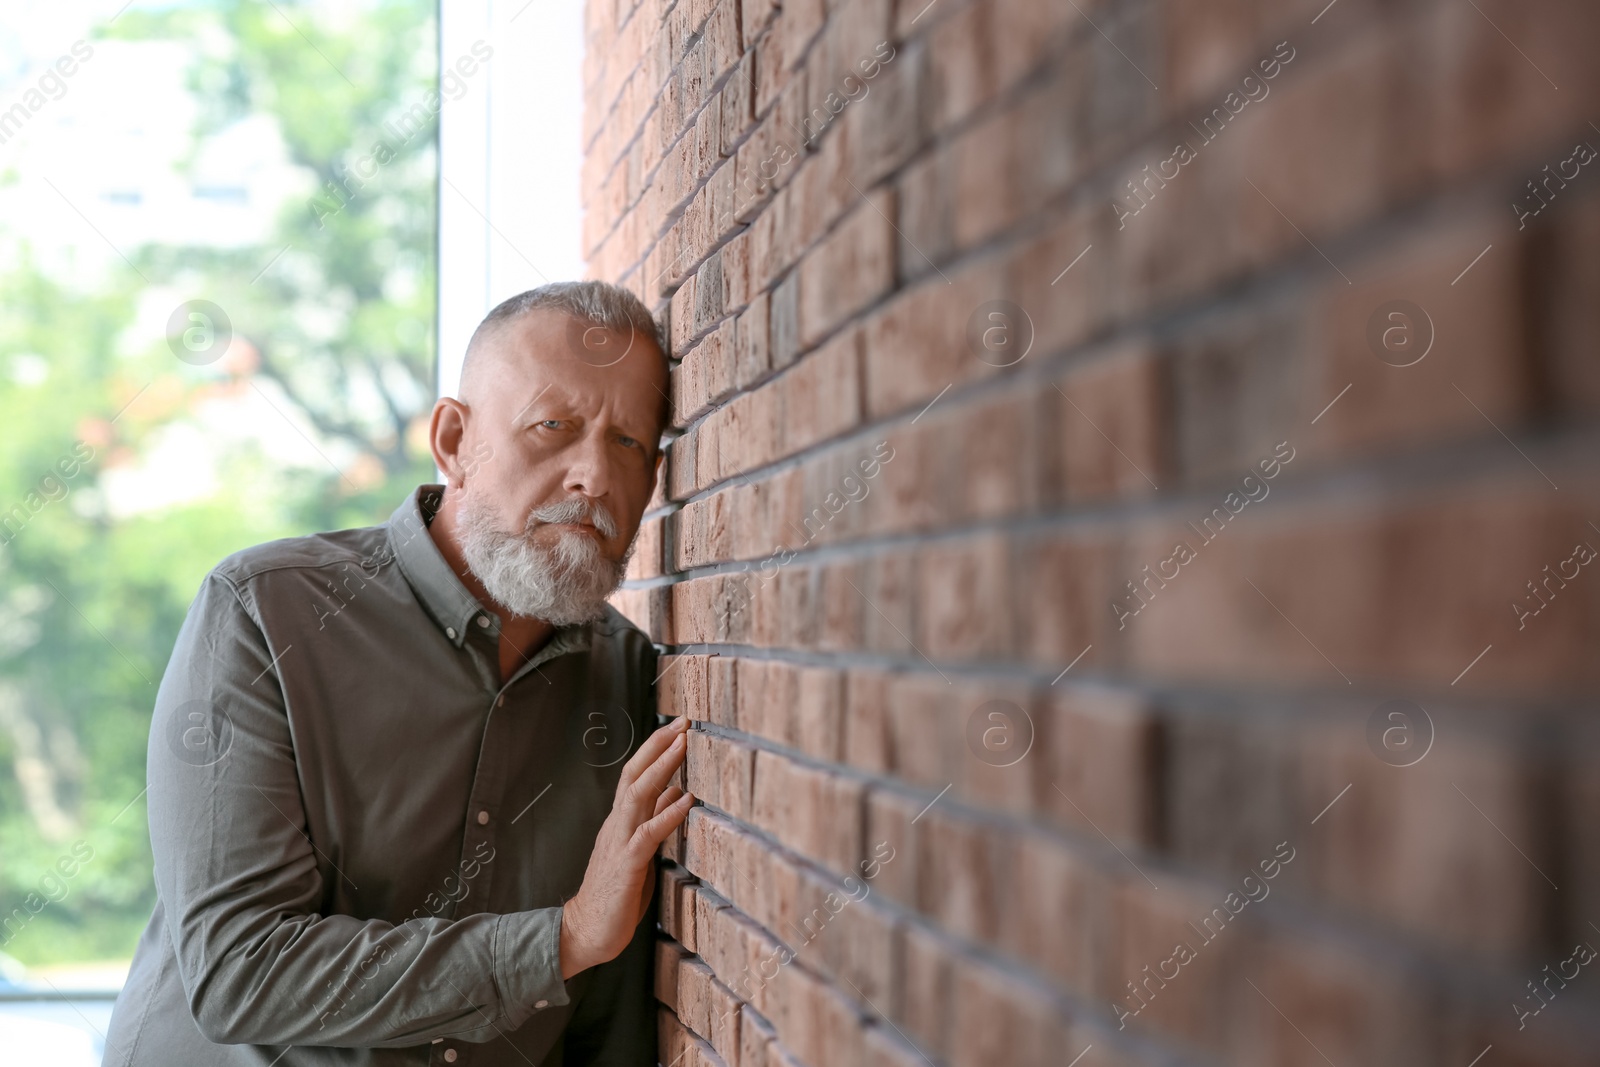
[559,904,597,979]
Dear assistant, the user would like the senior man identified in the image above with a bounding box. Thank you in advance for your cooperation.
[105,282,692,1066]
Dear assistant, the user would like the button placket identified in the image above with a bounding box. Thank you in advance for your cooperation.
[453,684,513,919]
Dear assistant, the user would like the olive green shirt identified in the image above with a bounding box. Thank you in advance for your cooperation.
[105,485,661,1066]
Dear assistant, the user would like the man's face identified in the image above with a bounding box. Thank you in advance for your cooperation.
[447,309,666,620]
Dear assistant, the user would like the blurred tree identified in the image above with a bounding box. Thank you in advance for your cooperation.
[0,0,438,965]
[132,0,439,487]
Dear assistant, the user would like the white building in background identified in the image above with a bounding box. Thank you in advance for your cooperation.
[0,36,311,279]
[0,22,336,519]
[437,0,585,398]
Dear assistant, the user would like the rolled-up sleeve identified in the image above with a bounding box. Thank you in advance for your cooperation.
[147,571,569,1048]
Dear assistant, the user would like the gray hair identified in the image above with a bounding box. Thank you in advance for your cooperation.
[467,280,665,358]
[460,280,670,432]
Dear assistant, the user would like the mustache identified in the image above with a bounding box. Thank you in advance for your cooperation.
[525,498,620,540]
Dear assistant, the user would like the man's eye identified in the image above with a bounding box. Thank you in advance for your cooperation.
[617,435,639,449]
[539,420,562,430]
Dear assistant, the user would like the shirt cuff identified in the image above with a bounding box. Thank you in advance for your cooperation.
[492,906,571,1028]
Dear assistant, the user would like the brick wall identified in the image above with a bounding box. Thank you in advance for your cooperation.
[580,0,1600,1064]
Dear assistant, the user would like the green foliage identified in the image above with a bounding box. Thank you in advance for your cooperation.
[0,0,438,968]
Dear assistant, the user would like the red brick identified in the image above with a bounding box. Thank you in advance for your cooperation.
[1295,717,1550,961]
[702,973,744,1062]
[937,385,1046,522]
[882,672,951,788]
[860,265,999,420]
[1002,833,1110,998]
[1238,929,1437,1067]
[657,937,690,1008]
[798,191,895,346]
[720,52,756,150]
[1052,342,1168,503]
[1121,483,1600,693]
[775,858,899,1008]
[817,560,865,651]
[779,327,863,454]
[685,729,756,819]
[1307,216,1531,468]
[735,658,797,745]
[844,671,894,776]
[1103,877,1244,1047]
[627,513,665,580]
[1008,528,1120,668]
[914,806,1008,944]
[589,3,1600,1065]
[752,749,865,876]
[659,1008,695,1067]
[671,272,701,354]
[893,150,955,286]
[763,957,869,1067]
[924,0,996,131]
[741,1004,778,1067]
[707,653,737,726]
[948,960,1070,1067]
[772,563,821,649]
[677,954,717,1037]
[1423,0,1600,191]
[659,652,708,719]
[792,665,844,761]
[1039,683,1159,847]
[839,37,926,189]
[862,1025,927,1067]
[858,424,939,537]
[916,533,1014,661]
[1545,189,1600,418]
[667,866,699,952]
[896,922,954,1060]
[862,788,919,909]
[948,62,1079,252]
[733,292,771,389]
[950,676,1037,816]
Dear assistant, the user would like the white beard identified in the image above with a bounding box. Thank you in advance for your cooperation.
[455,489,631,626]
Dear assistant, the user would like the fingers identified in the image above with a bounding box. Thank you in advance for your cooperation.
[618,716,690,790]
[630,790,694,858]
[653,785,684,818]
[628,730,688,808]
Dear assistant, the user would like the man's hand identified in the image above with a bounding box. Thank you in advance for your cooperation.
[559,715,694,978]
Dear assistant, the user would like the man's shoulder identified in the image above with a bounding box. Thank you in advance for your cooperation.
[589,604,658,670]
[591,604,654,649]
[210,523,391,588]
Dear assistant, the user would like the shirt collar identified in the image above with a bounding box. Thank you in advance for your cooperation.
[386,484,589,663]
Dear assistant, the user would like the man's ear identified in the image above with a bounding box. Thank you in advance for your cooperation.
[430,397,472,488]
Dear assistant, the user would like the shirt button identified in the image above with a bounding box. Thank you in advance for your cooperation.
[534,1000,548,1009]
[445,627,457,640]
[477,810,489,825]
[477,615,490,627]
[497,696,505,707]
[444,1050,458,1062]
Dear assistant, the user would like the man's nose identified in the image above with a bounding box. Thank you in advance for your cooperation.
[561,430,613,501]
